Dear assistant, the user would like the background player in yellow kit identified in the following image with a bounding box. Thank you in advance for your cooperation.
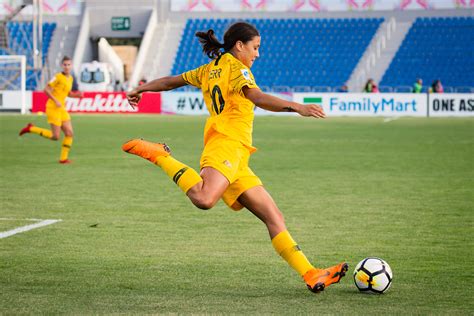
[19,56,82,163]
[123,22,347,293]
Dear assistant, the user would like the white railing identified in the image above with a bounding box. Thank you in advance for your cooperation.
[354,17,396,91]
[129,8,158,89]
[73,7,91,75]
[98,37,124,83]
[150,18,171,80]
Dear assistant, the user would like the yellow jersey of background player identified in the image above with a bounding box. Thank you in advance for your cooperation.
[19,56,82,163]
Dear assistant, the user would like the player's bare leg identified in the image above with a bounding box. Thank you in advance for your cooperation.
[61,120,74,138]
[50,124,61,140]
[237,185,286,238]
[238,185,347,293]
[186,167,229,210]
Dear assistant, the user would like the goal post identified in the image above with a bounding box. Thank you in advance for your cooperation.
[0,55,27,114]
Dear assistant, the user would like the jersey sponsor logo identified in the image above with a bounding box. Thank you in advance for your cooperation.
[240,69,253,83]
[223,160,232,168]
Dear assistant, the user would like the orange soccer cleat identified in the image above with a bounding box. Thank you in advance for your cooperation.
[303,262,349,293]
[19,123,34,136]
[59,159,72,164]
[122,138,171,163]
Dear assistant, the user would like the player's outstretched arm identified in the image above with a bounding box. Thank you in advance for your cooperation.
[127,75,187,108]
[243,86,325,118]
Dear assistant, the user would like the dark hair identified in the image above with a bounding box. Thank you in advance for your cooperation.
[195,21,259,59]
[62,56,72,63]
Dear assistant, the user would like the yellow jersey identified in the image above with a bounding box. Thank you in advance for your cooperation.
[46,72,73,108]
[182,53,259,153]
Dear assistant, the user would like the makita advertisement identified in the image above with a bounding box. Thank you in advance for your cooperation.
[293,93,428,117]
[31,92,161,114]
[428,94,474,117]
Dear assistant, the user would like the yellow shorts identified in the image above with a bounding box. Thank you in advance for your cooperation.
[200,133,262,211]
[46,105,71,127]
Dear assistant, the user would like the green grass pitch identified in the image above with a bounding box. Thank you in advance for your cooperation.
[1,114,473,314]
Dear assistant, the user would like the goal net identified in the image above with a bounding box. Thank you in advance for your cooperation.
[0,55,27,114]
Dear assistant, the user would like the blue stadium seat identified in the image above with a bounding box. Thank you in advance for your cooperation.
[381,17,474,90]
[4,21,56,90]
[172,18,383,91]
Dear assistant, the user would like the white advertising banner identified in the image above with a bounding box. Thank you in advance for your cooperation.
[161,92,207,115]
[0,90,32,110]
[293,93,428,117]
[161,91,297,116]
[428,94,474,117]
[170,0,472,12]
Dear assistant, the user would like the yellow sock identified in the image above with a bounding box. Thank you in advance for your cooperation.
[272,230,315,276]
[155,156,202,193]
[30,126,52,139]
[60,136,73,161]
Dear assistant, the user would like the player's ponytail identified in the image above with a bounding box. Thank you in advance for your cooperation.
[195,29,224,59]
[196,22,259,59]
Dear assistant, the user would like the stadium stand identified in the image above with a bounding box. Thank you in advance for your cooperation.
[0,21,56,90]
[381,17,474,92]
[172,18,383,92]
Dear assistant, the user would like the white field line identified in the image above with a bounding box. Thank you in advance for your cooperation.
[0,219,62,239]
[383,117,400,123]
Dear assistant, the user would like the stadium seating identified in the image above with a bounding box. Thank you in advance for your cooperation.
[381,17,474,91]
[172,18,383,91]
[0,21,56,90]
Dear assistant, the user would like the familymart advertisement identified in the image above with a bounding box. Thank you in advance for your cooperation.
[293,93,428,117]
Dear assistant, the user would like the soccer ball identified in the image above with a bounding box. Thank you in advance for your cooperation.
[353,257,393,294]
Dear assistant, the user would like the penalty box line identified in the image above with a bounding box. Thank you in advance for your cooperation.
[0,219,62,239]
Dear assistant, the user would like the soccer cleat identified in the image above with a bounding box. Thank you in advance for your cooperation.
[59,159,72,164]
[303,262,349,293]
[19,123,34,136]
[122,138,171,163]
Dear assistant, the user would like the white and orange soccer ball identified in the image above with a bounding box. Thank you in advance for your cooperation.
[353,257,393,294]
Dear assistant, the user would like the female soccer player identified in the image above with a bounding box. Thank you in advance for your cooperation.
[19,56,82,163]
[123,22,347,293]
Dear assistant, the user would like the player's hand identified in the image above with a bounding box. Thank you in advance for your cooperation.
[296,103,326,118]
[126,89,142,109]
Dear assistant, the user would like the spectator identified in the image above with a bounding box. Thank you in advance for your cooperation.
[363,79,379,93]
[114,80,123,92]
[412,78,423,93]
[429,79,444,93]
[337,85,348,93]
